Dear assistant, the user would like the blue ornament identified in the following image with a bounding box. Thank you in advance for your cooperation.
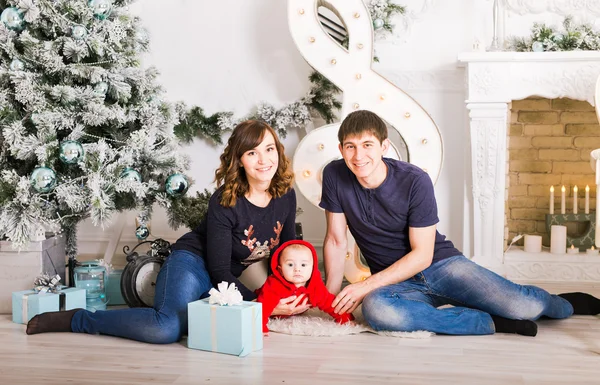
[72,25,88,40]
[373,18,384,30]
[9,59,24,71]
[88,0,113,20]
[59,140,84,164]
[135,225,150,240]
[532,41,545,52]
[31,167,57,193]
[1,7,24,31]
[121,168,142,183]
[165,173,189,197]
[94,81,109,95]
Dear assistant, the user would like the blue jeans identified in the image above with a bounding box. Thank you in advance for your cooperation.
[71,250,213,344]
[362,255,574,335]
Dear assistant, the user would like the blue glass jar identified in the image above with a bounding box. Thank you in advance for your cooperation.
[74,261,108,311]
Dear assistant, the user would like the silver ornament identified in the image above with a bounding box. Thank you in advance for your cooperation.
[121,168,142,183]
[88,0,113,20]
[72,25,88,40]
[59,140,84,164]
[94,81,109,95]
[31,167,57,193]
[135,225,150,240]
[1,7,24,31]
[165,173,189,197]
[373,18,384,30]
[532,41,544,52]
[9,59,24,71]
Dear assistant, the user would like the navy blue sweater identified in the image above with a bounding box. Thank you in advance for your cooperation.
[172,187,296,300]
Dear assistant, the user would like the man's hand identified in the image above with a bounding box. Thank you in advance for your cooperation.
[332,281,371,315]
[270,294,311,316]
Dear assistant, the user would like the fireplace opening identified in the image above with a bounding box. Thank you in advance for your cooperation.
[507,97,600,248]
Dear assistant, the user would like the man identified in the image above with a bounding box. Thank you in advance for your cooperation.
[319,110,600,336]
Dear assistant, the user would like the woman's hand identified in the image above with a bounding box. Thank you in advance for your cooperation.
[270,294,311,316]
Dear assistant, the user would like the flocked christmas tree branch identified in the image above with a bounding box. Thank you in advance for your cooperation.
[507,16,600,52]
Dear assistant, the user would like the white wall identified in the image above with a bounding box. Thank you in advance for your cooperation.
[77,0,600,266]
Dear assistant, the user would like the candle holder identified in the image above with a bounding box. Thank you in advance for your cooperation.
[546,213,596,251]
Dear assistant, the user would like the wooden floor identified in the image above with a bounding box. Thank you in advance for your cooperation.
[1,282,600,385]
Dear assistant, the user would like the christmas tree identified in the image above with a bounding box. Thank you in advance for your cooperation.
[0,0,189,279]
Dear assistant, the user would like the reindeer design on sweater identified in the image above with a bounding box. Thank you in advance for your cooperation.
[240,221,283,266]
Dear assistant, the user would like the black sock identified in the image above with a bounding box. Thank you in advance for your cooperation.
[491,315,538,337]
[558,292,600,315]
[26,308,83,335]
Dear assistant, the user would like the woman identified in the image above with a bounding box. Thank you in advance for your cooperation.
[26,120,310,343]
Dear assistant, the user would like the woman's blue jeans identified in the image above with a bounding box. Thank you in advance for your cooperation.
[71,250,213,344]
[362,255,574,335]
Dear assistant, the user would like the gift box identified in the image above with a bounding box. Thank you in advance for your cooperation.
[12,286,86,324]
[106,269,125,306]
[187,298,262,357]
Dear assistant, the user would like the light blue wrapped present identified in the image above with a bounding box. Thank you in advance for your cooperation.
[12,286,86,324]
[106,269,125,306]
[187,283,262,357]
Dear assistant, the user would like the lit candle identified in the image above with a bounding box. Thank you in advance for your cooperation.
[549,186,554,214]
[573,185,578,214]
[561,185,566,214]
[567,244,579,254]
[587,245,599,256]
[585,185,590,214]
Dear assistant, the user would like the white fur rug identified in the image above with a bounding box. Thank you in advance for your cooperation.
[267,307,432,339]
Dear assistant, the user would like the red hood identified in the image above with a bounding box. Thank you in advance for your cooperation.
[270,239,322,291]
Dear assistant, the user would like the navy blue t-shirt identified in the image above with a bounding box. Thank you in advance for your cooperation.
[319,158,460,274]
[172,187,297,300]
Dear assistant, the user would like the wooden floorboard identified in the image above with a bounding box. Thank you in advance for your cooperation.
[1,282,599,384]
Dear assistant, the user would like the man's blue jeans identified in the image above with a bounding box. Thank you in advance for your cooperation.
[362,255,574,335]
[71,250,213,343]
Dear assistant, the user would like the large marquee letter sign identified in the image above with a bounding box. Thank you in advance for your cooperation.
[289,0,444,283]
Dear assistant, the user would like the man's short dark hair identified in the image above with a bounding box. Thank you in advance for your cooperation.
[338,110,388,144]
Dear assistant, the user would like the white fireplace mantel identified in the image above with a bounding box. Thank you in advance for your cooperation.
[457,51,600,281]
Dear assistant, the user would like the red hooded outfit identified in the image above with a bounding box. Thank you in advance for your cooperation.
[256,239,354,332]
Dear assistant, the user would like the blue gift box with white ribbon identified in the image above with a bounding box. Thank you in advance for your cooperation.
[187,298,262,357]
[12,286,86,324]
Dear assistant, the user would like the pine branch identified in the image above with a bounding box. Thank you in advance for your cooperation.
[167,189,212,230]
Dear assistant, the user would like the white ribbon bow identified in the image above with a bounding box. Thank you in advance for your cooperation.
[208,281,243,306]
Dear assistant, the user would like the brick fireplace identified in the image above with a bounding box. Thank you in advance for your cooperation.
[508,98,600,246]
[458,51,600,282]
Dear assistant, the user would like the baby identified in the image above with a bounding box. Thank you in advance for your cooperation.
[256,240,354,333]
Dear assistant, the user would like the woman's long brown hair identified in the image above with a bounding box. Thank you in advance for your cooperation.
[214,120,294,207]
